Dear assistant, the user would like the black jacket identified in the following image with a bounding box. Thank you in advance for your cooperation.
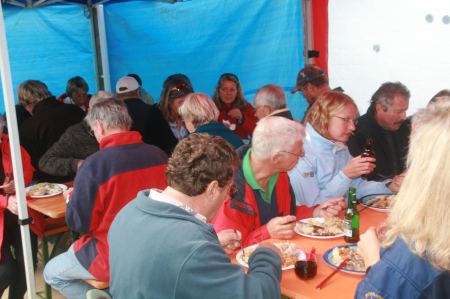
[348,111,410,181]
[19,97,85,182]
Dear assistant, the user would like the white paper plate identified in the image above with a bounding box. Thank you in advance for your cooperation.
[294,217,345,239]
[26,183,67,198]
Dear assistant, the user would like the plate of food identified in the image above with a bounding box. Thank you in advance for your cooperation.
[26,183,67,198]
[294,217,344,239]
[323,245,366,275]
[236,242,306,270]
[359,194,394,212]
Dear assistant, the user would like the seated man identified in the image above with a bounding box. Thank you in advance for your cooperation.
[44,98,168,299]
[18,79,85,182]
[348,82,411,181]
[212,116,345,246]
[253,84,293,120]
[109,133,284,299]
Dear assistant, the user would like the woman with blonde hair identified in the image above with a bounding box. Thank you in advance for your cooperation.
[288,91,398,206]
[179,93,243,149]
[212,73,257,139]
[356,101,450,299]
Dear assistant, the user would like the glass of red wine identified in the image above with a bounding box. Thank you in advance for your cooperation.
[295,251,317,280]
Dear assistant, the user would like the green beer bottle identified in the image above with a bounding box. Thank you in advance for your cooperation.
[344,188,360,243]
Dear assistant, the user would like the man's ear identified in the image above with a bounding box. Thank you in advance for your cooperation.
[205,180,220,197]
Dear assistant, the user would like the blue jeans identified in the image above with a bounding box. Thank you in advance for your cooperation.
[43,245,95,299]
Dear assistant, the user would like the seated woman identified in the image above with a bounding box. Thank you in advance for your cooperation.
[288,91,399,207]
[212,116,344,246]
[213,73,257,139]
[179,93,243,149]
[58,76,91,112]
[151,74,193,155]
[0,117,35,298]
[355,101,450,299]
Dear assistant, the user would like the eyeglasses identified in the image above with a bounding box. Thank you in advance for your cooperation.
[331,115,358,126]
[279,150,304,158]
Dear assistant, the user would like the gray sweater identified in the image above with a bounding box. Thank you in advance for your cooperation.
[38,120,98,180]
[109,190,282,299]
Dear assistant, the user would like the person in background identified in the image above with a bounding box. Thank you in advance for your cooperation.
[212,116,345,246]
[213,73,257,139]
[253,84,293,120]
[115,76,157,146]
[428,89,450,106]
[18,80,85,183]
[127,73,154,105]
[44,98,168,299]
[109,133,284,299]
[355,101,450,299]
[0,116,36,299]
[348,82,410,181]
[154,73,194,155]
[288,91,399,207]
[291,65,334,120]
[178,93,243,149]
[58,76,91,112]
[38,91,112,180]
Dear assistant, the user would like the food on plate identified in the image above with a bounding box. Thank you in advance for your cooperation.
[329,246,365,272]
[365,195,395,209]
[241,242,301,268]
[296,217,344,236]
[27,183,63,197]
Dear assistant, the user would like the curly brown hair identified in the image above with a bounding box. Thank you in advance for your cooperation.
[166,133,239,196]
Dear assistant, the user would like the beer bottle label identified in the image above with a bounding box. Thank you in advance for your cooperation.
[344,219,353,237]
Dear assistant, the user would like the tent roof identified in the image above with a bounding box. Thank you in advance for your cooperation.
[2,0,179,8]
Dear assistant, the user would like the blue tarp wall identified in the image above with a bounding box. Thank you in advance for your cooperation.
[1,0,308,120]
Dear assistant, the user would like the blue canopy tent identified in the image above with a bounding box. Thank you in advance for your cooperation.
[0,1,305,297]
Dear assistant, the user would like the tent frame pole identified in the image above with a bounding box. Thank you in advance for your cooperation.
[0,4,36,299]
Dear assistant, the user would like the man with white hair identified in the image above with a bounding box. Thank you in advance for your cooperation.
[253,84,293,120]
[44,98,168,299]
[212,116,344,246]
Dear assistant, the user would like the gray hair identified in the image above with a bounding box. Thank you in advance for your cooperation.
[178,93,219,128]
[251,116,305,160]
[254,84,287,110]
[86,97,132,131]
[369,82,410,112]
[17,80,52,107]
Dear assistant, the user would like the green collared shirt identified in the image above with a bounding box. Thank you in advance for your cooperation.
[242,149,279,204]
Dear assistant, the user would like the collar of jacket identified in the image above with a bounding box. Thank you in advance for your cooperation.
[305,123,347,154]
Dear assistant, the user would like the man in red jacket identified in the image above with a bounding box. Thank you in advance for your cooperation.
[212,116,345,246]
[43,98,168,299]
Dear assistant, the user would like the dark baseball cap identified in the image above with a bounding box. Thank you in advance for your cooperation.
[291,65,327,93]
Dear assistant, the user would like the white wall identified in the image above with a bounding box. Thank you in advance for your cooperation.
[328,0,450,115]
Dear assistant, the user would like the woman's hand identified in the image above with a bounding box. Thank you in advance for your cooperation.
[267,215,296,239]
[357,227,381,268]
[227,108,243,122]
[342,155,376,179]
[313,197,345,218]
[217,229,242,254]
[388,172,406,193]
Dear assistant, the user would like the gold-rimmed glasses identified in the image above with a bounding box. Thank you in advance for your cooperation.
[331,115,358,126]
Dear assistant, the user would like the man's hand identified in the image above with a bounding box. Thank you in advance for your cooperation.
[388,172,406,193]
[267,215,296,239]
[6,194,18,215]
[342,156,376,179]
[0,175,15,195]
[313,197,345,218]
[357,227,381,268]
[217,229,242,254]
